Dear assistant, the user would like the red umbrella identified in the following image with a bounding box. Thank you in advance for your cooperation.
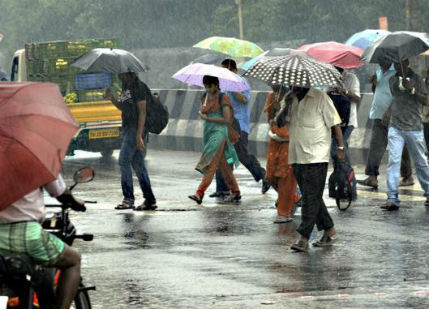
[298,41,365,69]
[0,82,78,209]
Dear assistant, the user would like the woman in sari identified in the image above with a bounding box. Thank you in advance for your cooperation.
[188,75,241,204]
[264,85,301,223]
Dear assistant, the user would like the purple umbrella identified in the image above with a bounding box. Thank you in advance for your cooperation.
[172,63,250,92]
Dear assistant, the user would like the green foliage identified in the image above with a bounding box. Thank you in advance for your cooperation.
[0,0,428,71]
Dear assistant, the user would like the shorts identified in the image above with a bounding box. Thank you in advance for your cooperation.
[0,221,65,266]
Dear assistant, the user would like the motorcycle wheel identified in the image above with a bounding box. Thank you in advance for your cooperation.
[73,284,91,309]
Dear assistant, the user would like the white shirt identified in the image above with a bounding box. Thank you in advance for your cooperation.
[288,88,342,164]
[0,175,66,224]
[342,71,361,128]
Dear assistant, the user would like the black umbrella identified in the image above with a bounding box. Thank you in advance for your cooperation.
[361,31,429,64]
[243,54,342,88]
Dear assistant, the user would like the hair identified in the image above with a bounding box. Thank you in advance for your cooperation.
[202,75,220,88]
[221,59,237,70]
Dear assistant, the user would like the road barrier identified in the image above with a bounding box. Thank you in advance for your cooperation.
[149,89,376,164]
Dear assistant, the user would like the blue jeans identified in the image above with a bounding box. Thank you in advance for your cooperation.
[119,127,155,205]
[331,125,354,164]
[387,126,429,205]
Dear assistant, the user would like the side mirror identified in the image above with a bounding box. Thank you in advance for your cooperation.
[70,167,95,190]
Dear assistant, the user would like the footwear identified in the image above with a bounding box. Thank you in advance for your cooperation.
[188,194,203,205]
[313,234,337,247]
[262,180,271,194]
[220,193,241,204]
[209,191,228,198]
[135,201,158,211]
[399,177,415,187]
[273,216,293,223]
[291,240,308,252]
[380,201,399,211]
[357,176,378,188]
[115,200,135,210]
[425,199,429,207]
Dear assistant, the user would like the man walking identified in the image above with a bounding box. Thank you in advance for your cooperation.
[382,59,429,210]
[210,59,270,198]
[287,86,344,252]
[105,72,157,211]
[358,60,413,188]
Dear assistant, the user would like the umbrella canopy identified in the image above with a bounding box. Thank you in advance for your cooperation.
[71,48,149,73]
[193,36,264,58]
[172,63,250,92]
[190,53,227,65]
[361,31,429,64]
[298,41,364,69]
[243,54,342,88]
[345,29,391,50]
[0,82,78,209]
[240,48,306,70]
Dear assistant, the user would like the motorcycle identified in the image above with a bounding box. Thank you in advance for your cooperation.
[0,167,96,309]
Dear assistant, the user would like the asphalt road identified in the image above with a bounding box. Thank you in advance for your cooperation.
[58,149,429,308]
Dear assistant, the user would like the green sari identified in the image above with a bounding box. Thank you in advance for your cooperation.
[195,94,239,174]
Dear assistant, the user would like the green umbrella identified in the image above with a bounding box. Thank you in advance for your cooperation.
[193,36,264,58]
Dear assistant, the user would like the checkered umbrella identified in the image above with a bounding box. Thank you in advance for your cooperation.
[243,54,342,87]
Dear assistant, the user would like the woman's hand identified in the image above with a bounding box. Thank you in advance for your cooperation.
[199,111,208,120]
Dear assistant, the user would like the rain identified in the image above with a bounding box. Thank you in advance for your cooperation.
[1,0,429,308]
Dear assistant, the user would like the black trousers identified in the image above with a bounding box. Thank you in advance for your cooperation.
[292,163,333,239]
[365,119,412,178]
[216,131,266,192]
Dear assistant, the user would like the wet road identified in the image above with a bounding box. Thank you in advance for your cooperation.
[58,149,429,308]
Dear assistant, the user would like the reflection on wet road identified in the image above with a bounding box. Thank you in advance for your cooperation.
[60,150,429,308]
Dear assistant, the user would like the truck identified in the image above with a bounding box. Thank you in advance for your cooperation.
[10,39,122,158]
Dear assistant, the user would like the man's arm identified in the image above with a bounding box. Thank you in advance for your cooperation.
[136,99,147,150]
[231,92,248,104]
[105,88,121,110]
[331,125,345,160]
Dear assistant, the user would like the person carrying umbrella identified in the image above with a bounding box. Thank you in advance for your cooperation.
[0,82,85,308]
[357,59,413,189]
[105,72,157,210]
[211,59,270,198]
[188,75,241,204]
[244,54,345,252]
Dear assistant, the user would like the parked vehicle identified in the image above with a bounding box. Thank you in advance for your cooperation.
[10,39,123,158]
[0,167,96,309]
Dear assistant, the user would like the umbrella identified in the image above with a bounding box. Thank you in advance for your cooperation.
[240,48,307,70]
[298,41,364,69]
[172,63,250,92]
[243,54,342,88]
[193,36,264,58]
[0,82,78,209]
[190,53,227,65]
[345,29,391,50]
[71,48,149,73]
[361,31,429,64]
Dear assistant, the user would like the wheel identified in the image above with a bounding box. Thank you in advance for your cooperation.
[73,285,91,309]
[100,149,114,159]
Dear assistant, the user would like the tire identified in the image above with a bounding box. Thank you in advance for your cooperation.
[100,149,114,159]
[73,285,91,309]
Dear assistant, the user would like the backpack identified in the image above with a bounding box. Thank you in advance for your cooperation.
[140,82,169,134]
[328,158,357,211]
[328,91,351,127]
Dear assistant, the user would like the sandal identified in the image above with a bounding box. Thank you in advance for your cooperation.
[188,194,202,205]
[115,201,135,210]
[135,201,158,211]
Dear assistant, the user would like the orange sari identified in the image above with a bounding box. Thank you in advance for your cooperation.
[264,93,300,218]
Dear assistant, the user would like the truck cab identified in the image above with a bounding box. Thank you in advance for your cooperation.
[11,40,123,158]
